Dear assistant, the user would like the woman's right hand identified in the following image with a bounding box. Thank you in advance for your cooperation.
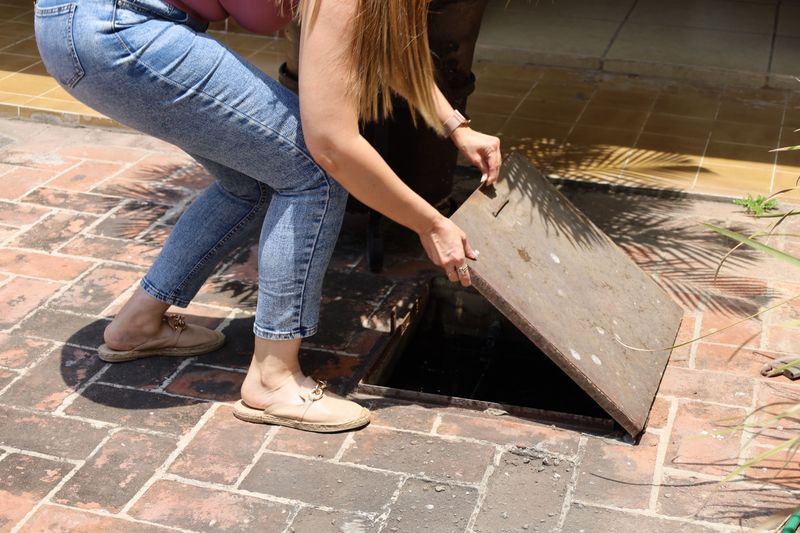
[419,215,477,287]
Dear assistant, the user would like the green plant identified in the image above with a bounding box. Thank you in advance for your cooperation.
[733,194,779,216]
[705,223,800,482]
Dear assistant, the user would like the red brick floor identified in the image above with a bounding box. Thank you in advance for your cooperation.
[0,117,798,532]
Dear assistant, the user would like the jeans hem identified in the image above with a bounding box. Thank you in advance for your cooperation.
[253,324,317,341]
[141,277,191,308]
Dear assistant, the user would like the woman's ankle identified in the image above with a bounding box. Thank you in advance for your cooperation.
[103,286,171,349]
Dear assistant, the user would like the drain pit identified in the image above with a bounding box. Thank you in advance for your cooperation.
[359,278,616,432]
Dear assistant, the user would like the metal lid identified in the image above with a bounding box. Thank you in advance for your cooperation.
[451,154,682,436]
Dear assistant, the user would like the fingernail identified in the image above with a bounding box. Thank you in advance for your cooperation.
[473,249,480,260]
[480,174,488,184]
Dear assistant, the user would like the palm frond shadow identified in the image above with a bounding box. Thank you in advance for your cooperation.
[477,148,772,316]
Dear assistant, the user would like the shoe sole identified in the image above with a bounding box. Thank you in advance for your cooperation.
[232,400,371,433]
[97,332,226,363]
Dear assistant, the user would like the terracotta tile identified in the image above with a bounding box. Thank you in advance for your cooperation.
[717,100,785,126]
[657,473,796,528]
[652,93,721,119]
[343,425,494,482]
[22,187,120,215]
[710,121,781,148]
[0,454,72,528]
[705,141,777,167]
[499,117,571,142]
[0,53,38,74]
[169,405,269,484]
[0,37,39,57]
[57,144,151,163]
[574,432,660,509]
[129,479,291,532]
[475,74,535,97]
[747,381,800,448]
[25,97,99,115]
[50,264,142,314]
[65,384,209,436]
[590,88,658,110]
[647,396,672,429]
[53,430,177,513]
[0,334,53,369]
[23,505,172,532]
[368,399,438,432]
[436,412,580,456]
[549,144,634,183]
[467,92,520,116]
[17,62,48,76]
[657,366,755,407]
[740,444,800,490]
[241,452,399,512]
[698,307,762,349]
[0,72,57,96]
[268,425,348,460]
[578,104,649,130]
[514,97,585,123]
[468,112,507,135]
[49,160,124,192]
[165,365,244,402]
[566,124,639,147]
[0,249,93,281]
[693,342,781,378]
[693,162,774,197]
[635,132,707,157]
[10,212,96,252]
[0,90,31,106]
[0,166,52,199]
[666,400,748,476]
[529,80,596,102]
[644,113,713,140]
[0,276,62,329]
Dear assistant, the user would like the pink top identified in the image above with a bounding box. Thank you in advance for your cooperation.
[165,0,296,34]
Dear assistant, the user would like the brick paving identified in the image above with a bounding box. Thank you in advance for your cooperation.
[0,116,798,532]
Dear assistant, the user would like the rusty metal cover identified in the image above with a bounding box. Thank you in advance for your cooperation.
[451,154,682,436]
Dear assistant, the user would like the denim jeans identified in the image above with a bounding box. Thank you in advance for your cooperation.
[34,0,349,340]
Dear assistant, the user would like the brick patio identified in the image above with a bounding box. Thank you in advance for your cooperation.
[0,116,798,532]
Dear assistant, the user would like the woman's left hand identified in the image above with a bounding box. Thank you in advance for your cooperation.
[451,127,502,186]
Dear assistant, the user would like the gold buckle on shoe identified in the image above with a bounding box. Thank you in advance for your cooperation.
[309,380,327,401]
[164,314,187,332]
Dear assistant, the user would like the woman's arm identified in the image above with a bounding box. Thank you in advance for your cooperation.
[298,0,476,284]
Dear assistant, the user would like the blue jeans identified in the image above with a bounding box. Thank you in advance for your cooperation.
[34,0,348,340]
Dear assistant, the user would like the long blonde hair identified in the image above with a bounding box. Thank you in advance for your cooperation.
[289,0,442,135]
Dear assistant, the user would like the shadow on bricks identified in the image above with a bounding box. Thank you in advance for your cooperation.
[59,315,381,413]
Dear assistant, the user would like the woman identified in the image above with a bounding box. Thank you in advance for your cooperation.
[34,0,501,433]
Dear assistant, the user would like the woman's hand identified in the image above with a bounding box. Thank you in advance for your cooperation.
[419,214,477,287]
[451,127,502,185]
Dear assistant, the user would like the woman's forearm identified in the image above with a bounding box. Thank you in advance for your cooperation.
[309,132,443,235]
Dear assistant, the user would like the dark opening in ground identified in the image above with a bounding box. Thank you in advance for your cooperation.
[362,278,615,430]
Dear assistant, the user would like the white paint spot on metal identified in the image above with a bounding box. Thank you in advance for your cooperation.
[591,354,602,366]
[557,289,566,297]
[569,348,581,361]
[596,326,605,335]
[550,252,561,264]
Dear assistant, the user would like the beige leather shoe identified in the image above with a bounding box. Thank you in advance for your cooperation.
[233,376,370,433]
[97,314,225,363]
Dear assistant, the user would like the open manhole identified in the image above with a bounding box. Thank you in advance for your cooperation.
[359,277,616,432]
[359,155,682,437]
